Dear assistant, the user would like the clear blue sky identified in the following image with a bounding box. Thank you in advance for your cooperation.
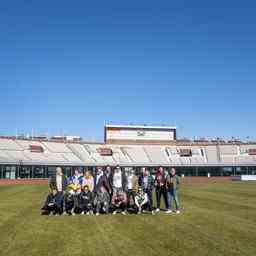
[1,0,256,141]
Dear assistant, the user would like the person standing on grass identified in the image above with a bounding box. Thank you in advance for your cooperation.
[69,168,83,185]
[154,166,168,213]
[126,168,139,212]
[49,167,68,193]
[104,165,113,203]
[94,166,111,215]
[166,168,181,214]
[110,166,128,214]
[81,169,94,192]
[138,167,155,215]
[104,165,112,184]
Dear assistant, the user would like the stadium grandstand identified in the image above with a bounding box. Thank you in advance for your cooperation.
[0,124,256,179]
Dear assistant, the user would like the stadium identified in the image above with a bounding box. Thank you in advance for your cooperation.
[0,124,256,180]
[2,1,256,255]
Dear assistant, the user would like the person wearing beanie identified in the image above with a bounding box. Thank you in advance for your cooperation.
[134,187,148,214]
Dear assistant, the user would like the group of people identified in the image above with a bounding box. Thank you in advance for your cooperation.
[41,165,181,216]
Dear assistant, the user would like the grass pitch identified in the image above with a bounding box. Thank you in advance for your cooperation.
[0,182,256,256]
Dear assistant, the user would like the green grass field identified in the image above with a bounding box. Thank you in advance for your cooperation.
[0,182,256,256]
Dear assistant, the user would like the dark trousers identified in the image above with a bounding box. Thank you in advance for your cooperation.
[96,201,109,214]
[144,189,153,211]
[80,203,93,213]
[155,186,168,209]
[112,202,126,212]
[41,204,62,215]
[127,189,136,208]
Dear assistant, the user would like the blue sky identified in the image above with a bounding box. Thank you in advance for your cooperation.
[0,0,256,141]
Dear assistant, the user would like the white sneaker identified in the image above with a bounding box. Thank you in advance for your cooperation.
[81,211,85,215]
[112,211,117,215]
[72,212,75,216]
[151,210,155,215]
[176,210,180,214]
[155,208,160,213]
[121,211,126,215]
[86,212,90,215]
[138,211,141,215]
[62,211,67,216]
[96,212,99,216]
[166,210,173,214]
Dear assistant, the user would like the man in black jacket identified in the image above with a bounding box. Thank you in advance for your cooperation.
[94,167,111,215]
[41,189,63,215]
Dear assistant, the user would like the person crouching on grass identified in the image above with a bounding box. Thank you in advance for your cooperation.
[134,187,148,214]
[41,188,63,216]
[111,189,128,215]
[79,185,94,215]
[64,183,82,215]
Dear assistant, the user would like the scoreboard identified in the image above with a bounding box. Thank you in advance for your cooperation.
[104,125,177,143]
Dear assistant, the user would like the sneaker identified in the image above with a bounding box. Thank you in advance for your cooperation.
[62,211,67,216]
[96,212,99,216]
[72,212,75,216]
[86,212,90,215]
[112,211,117,215]
[155,208,160,213]
[166,209,173,214]
[151,210,155,215]
[176,210,180,214]
[90,210,94,215]
[121,211,126,215]
[81,211,85,215]
[138,211,141,215]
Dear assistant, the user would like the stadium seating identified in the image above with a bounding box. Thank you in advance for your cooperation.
[1,138,256,167]
[144,146,169,164]
[205,146,220,163]
[0,139,23,151]
[219,145,238,155]
[66,144,95,163]
[120,146,151,164]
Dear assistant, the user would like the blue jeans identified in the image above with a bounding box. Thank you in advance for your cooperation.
[166,189,180,210]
